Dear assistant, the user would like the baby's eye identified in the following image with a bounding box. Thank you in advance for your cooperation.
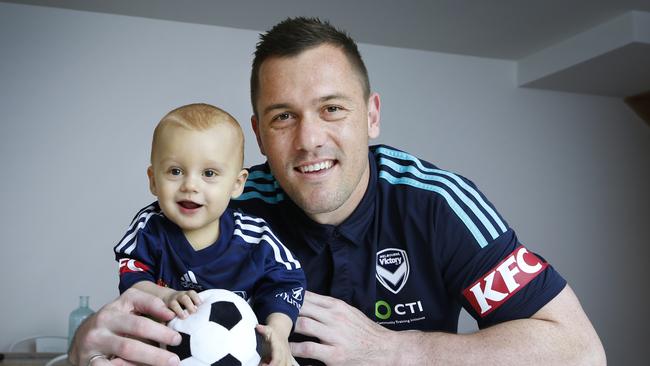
[169,168,182,176]
[203,169,217,178]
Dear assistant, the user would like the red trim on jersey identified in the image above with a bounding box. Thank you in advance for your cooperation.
[463,246,547,317]
[118,258,150,275]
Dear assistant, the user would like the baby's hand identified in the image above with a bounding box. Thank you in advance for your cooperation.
[163,290,201,319]
[256,324,299,366]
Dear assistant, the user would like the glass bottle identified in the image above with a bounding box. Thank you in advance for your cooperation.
[68,296,94,347]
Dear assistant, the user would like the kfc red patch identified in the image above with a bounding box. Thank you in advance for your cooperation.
[463,246,547,317]
[118,258,150,275]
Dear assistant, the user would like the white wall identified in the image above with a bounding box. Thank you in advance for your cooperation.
[1,3,648,364]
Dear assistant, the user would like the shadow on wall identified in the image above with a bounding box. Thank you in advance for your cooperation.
[624,90,650,127]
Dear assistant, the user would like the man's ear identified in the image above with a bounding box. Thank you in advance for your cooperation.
[147,166,157,196]
[367,92,381,139]
[251,115,266,156]
[230,169,249,199]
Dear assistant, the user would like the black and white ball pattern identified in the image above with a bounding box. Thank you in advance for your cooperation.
[165,289,263,366]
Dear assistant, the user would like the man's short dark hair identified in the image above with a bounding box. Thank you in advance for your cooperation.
[250,17,371,116]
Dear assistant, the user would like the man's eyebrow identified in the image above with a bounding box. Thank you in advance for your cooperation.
[262,94,353,115]
[320,94,353,103]
[262,103,291,115]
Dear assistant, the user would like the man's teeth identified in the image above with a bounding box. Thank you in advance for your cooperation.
[299,161,333,173]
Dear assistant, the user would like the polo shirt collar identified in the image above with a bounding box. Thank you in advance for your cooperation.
[282,151,378,253]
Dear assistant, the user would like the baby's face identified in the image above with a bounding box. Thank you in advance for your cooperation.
[148,123,246,237]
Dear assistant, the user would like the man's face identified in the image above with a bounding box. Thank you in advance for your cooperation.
[252,44,380,225]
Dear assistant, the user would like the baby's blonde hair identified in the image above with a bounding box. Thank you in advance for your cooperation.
[151,103,244,167]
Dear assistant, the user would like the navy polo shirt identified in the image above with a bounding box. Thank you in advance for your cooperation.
[232,144,566,332]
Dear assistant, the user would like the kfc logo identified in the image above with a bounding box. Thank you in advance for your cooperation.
[463,246,547,317]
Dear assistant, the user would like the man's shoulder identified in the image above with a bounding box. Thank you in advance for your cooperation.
[371,143,441,172]
[235,162,286,207]
[370,144,508,248]
[371,144,450,198]
[371,144,480,199]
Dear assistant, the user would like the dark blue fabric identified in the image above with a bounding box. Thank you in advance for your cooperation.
[232,144,566,332]
[114,205,305,324]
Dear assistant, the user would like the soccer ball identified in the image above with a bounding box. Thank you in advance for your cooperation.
[164,289,263,366]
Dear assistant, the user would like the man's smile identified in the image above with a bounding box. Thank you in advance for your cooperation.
[296,160,335,174]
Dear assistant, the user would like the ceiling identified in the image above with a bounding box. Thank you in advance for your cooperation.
[3,0,650,98]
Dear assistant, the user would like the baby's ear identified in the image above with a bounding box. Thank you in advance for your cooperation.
[147,166,157,196]
[231,169,249,199]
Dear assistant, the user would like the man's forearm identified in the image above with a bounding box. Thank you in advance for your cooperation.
[386,287,605,366]
[389,319,593,365]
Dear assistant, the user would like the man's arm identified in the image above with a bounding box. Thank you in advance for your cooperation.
[290,286,605,366]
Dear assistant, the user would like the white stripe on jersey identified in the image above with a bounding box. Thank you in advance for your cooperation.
[234,212,266,224]
[233,212,301,270]
[233,228,293,270]
[114,207,159,255]
[188,270,198,283]
[125,204,157,233]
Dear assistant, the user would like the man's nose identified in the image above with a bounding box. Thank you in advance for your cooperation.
[295,113,326,151]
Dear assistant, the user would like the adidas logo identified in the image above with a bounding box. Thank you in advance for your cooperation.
[180,270,203,291]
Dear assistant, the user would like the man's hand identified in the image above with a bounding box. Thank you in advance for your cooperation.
[68,288,182,366]
[289,291,391,366]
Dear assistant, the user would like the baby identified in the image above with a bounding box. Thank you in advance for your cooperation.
[114,103,305,365]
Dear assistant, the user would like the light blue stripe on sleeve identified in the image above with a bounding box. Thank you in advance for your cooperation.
[237,190,284,204]
[380,157,500,240]
[248,170,275,180]
[245,180,279,192]
[377,146,507,233]
[379,171,488,248]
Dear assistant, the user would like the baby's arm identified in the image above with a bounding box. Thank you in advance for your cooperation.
[256,312,298,366]
[132,281,201,319]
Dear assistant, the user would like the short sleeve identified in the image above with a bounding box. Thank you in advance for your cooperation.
[113,203,162,293]
[250,233,306,325]
[432,178,567,328]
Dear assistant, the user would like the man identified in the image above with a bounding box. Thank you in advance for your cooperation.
[70,18,605,366]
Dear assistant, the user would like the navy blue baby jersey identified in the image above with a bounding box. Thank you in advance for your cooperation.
[114,204,305,323]
[232,144,566,331]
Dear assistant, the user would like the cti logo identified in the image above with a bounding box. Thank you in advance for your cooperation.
[463,246,547,317]
[376,248,410,294]
[375,299,424,320]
